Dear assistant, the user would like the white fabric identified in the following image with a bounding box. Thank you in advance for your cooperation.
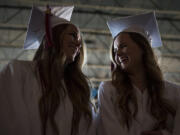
[107,12,162,48]
[0,60,96,135]
[24,6,74,49]
[97,81,180,135]
[39,6,74,21]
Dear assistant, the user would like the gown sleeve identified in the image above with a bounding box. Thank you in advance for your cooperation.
[172,84,180,135]
[0,60,30,135]
[97,82,126,135]
[162,83,180,135]
[79,103,98,135]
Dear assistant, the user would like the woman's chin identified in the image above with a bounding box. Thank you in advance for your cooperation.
[66,55,76,63]
[120,63,130,71]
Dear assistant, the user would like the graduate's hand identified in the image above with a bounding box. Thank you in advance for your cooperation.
[141,131,163,135]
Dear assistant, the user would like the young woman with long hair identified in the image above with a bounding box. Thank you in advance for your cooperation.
[97,12,180,135]
[0,6,95,135]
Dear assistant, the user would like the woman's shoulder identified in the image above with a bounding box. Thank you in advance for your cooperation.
[163,80,180,106]
[99,81,114,90]
[9,59,34,68]
[98,81,116,97]
[99,80,113,87]
[1,60,35,77]
[7,60,34,71]
[164,80,180,91]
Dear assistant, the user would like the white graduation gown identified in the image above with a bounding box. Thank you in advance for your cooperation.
[0,60,96,135]
[97,81,180,135]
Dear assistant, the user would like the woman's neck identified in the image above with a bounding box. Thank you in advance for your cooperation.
[129,67,147,93]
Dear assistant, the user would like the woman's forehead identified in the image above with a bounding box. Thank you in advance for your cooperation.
[66,24,79,33]
[115,33,129,41]
[114,33,127,45]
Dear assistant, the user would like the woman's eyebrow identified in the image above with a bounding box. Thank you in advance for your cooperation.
[119,42,127,46]
[115,41,125,46]
[68,31,77,34]
[119,41,126,44]
[71,30,78,34]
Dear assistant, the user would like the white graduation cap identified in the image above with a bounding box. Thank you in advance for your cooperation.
[107,12,162,48]
[24,6,74,49]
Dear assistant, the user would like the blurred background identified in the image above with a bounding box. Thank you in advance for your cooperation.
[0,0,180,104]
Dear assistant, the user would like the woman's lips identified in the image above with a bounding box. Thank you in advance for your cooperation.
[69,45,76,49]
[68,45,78,54]
[119,56,129,63]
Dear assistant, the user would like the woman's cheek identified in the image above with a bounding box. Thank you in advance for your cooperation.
[115,55,120,66]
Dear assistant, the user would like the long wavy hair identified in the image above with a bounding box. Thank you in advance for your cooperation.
[110,32,175,130]
[33,24,92,135]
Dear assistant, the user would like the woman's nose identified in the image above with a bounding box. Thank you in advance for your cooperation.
[118,48,127,55]
[116,49,123,56]
[74,39,81,47]
[76,43,81,49]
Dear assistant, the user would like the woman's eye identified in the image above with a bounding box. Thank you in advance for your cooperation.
[120,44,127,48]
[69,33,77,39]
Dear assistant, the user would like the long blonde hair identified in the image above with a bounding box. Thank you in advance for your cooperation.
[33,24,92,135]
[111,32,175,130]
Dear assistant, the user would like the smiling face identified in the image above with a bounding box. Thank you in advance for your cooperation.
[61,24,82,62]
[113,32,143,72]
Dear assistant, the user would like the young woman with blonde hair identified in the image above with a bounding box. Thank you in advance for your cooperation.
[0,6,95,135]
